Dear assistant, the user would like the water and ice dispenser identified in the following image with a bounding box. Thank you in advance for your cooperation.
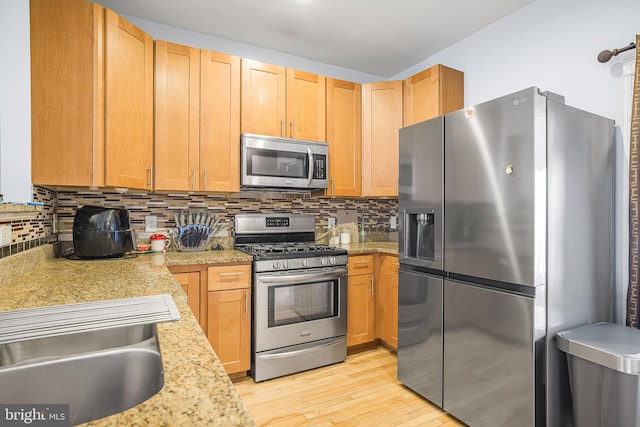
[404,210,435,261]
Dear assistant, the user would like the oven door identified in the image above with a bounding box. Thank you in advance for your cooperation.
[254,266,347,352]
[241,134,328,189]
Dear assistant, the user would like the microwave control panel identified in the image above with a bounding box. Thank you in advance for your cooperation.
[313,155,326,179]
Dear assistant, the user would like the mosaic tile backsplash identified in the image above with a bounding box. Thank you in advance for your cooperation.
[0,186,57,259]
[56,190,399,243]
[0,186,397,259]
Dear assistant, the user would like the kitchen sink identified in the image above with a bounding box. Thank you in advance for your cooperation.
[0,323,164,425]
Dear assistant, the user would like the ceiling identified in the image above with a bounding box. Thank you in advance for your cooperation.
[94,0,534,79]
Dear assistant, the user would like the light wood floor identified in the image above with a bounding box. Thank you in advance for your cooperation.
[232,346,465,426]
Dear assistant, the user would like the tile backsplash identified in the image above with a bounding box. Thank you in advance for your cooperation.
[0,186,57,259]
[0,187,398,260]
[56,190,399,242]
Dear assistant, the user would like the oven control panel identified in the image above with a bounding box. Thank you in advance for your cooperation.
[265,217,290,227]
[254,255,348,272]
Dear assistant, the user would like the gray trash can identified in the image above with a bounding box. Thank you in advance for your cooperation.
[557,322,640,427]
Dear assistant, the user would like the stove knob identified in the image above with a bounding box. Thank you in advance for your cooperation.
[272,261,280,270]
[282,260,289,269]
[330,256,336,265]
[302,259,308,267]
[321,257,327,266]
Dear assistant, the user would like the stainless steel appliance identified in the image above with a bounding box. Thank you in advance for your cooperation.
[234,213,347,382]
[397,87,616,426]
[240,133,328,190]
[72,205,136,258]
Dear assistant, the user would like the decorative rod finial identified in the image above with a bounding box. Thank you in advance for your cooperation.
[597,42,636,63]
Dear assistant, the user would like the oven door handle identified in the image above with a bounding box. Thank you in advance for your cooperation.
[257,337,345,360]
[258,268,347,284]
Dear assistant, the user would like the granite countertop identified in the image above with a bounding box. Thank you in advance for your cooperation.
[0,246,255,427]
[0,203,43,213]
[165,248,253,266]
[342,241,398,255]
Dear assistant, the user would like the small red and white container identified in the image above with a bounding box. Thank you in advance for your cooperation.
[150,234,170,253]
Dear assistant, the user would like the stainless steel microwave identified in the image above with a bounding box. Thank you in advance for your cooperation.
[240,133,328,190]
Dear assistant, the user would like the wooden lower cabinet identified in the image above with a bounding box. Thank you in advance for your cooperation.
[172,270,203,327]
[376,254,399,349]
[347,255,375,346]
[170,262,251,375]
[347,254,399,350]
[347,272,375,346]
[168,265,206,333]
[207,288,251,375]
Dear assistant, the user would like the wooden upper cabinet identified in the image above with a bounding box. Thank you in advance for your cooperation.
[362,80,403,197]
[200,50,241,192]
[30,0,105,187]
[154,41,200,191]
[241,59,286,137]
[286,69,326,141]
[404,64,464,126]
[326,78,362,197]
[241,59,325,141]
[104,9,154,190]
[154,42,240,193]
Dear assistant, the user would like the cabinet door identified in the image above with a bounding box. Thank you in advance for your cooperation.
[173,271,202,325]
[404,64,464,126]
[30,0,105,187]
[362,80,403,197]
[207,288,251,374]
[347,273,376,346]
[286,69,325,141]
[154,40,200,191]
[200,50,241,192]
[376,255,399,348]
[326,78,362,197]
[241,59,286,137]
[104,9,154,189]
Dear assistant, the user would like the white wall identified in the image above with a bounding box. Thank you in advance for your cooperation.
[393,0,638,126]
[392,0,637,323]
[0,0,32,203]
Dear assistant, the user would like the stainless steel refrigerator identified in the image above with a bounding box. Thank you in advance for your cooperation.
[397,87,615,427]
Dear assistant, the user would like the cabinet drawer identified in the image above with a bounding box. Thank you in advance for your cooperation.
[208,264,251,291]
[348,255,375,275]
[380,255,399,275]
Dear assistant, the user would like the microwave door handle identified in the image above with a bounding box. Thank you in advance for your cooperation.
[307,147,314,185]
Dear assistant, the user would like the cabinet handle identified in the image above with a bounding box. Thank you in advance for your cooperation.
[244,291,248,315]
[353,261,370,265]
[281,118,285,137]
[370,276,374,295]
[148,166,153,190]
[392,263,400,267]
[192,168,197,189]
[204,168,208,190]
[219,272,244,277]
[331,178,335,195]
[290,120,294,138]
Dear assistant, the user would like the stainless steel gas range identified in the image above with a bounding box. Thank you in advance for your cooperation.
[234,213,348,382]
